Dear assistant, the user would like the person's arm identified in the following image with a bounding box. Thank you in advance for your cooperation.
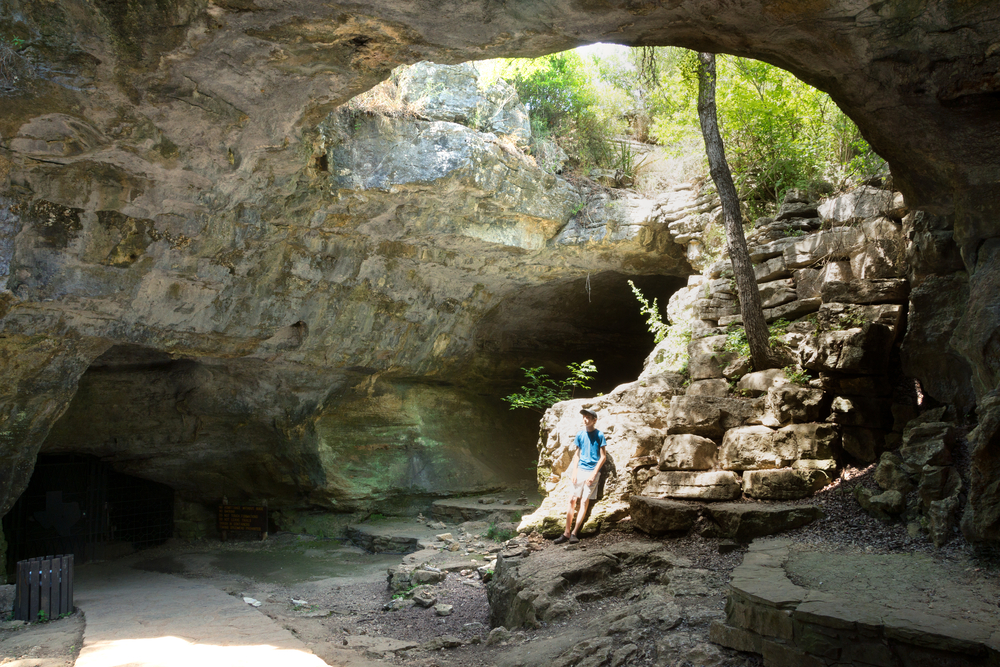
[588,446,607,486]
[569,447,580,484]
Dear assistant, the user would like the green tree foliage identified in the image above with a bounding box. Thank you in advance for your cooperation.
[647,48,885,215]
[503,360,598,414]
[493,52,628,170]
[489,46,885,216]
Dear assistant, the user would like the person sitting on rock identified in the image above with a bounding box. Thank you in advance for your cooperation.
[554,407,607,545]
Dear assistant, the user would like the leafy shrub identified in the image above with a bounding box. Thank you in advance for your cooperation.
[503,360,597,414]
[783,365,811,385]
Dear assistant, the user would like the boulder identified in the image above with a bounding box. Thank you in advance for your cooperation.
[782,227,866,268]
[742,469,830,500]
[718,297,822,327]
[719,426,796,471]
[960,391,1000,543]
[629,496,701,535]
[802,324,896,374]
[779,423,841,460]
[395,62,531,146]
[700,503,824,541]
[855,487,905,520]
[764,385,826,425]
[659,434,718,470]
[748,237,800,263]
[849,217,905,279]
[754,255,792,283]
[487,541,682,629]
[820,373,893,397]
[685,379,730,397]
[758,278,797,309]
[899,422,955,471]
[927,495,961,547]
[775,202,819,222]
[816,302,905,335]
[819,279,910,305]
[642,471,743,501]
[737,369,790,397]
[817,186,895,224]
[829,395,892,429]
[667,396,760,438]
[791,458,838,473]
[840,427,886,462]
[875,452,915,494]
[917,466,962,511]
[687,335,735,380]
[793,268,823,300]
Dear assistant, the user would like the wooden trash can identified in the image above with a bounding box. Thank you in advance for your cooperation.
[13,554,74,622]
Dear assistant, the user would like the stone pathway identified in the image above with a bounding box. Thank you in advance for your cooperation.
[712,538,1000,666]
[73,562,328,667]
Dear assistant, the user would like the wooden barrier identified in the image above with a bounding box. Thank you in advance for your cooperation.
[14,554,74,622]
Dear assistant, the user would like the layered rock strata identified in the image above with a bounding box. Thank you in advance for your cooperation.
[712,539,1000,666]
[519,186,923,536]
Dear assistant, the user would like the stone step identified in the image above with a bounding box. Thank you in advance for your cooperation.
[713,539,1000,666]
[430,493,539,523]
[629,495,824,541]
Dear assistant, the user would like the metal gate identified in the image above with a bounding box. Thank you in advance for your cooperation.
[3,455,174,578]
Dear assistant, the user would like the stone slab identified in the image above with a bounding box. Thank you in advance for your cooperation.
[717,542,1000,667]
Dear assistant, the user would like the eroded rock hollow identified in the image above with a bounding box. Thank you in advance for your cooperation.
[1,0,999,558]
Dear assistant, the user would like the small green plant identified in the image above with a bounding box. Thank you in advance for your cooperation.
[503,359,597,414]
[839,310,867,329]
[783,365,811,385]
[724,325,750,358]
[768,318,790,346]
[35,609,48,623]
[367,513,387,523]
[485,521,516,542]
[725,319,791,359]
[628,280,669,343]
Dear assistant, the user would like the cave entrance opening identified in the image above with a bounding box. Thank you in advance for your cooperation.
[2,454,174,579]
[479,271,688,395]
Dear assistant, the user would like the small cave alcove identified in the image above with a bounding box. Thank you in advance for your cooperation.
[3,454,174,577]
[477,271,689,393]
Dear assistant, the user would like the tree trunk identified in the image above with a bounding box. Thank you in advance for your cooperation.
[696,52,774,371]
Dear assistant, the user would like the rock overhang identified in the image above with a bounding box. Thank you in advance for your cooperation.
[1,0,999,540]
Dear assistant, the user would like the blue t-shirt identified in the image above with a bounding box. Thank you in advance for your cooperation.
[575,429,607,471]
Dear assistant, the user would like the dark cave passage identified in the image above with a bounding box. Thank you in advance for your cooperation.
[476,271,689,394]
[2,454,174,577]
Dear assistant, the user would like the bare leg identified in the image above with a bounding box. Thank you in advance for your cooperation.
[572,497,590,536]
[564,497,579,537]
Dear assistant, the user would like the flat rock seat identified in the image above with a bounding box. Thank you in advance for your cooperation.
[711,538,1000,666]
[629,496,824,540]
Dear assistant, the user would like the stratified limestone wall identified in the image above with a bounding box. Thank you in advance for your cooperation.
[521,185,965,547]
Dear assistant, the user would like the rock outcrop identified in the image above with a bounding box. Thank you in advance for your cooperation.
[712,539,1000,666]
[520,186,924,536]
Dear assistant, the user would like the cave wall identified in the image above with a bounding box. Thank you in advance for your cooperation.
[1,1,999,543]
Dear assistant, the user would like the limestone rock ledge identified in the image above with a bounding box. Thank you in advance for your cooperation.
[712,538,1000,666]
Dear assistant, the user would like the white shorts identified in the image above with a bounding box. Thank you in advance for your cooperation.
[570,467,599,500]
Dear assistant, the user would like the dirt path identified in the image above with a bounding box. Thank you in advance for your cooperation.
[72,562,329,667]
